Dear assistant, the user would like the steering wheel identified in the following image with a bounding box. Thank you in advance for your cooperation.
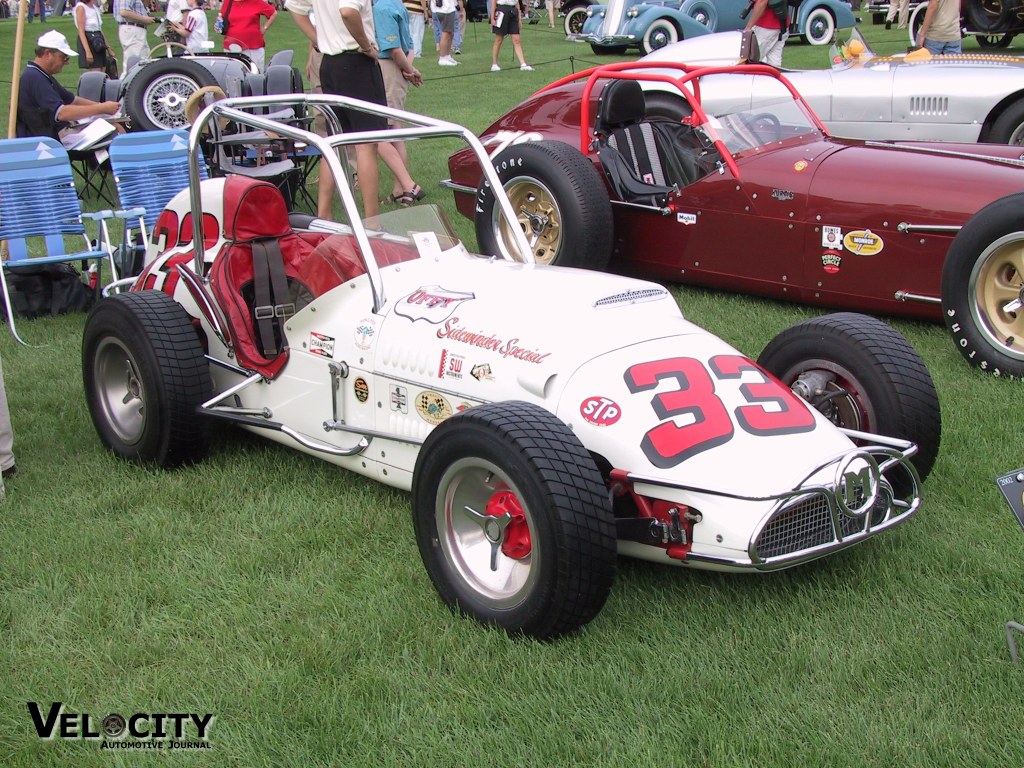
[742,112,783,143]
[184,85,227,131]
[148,41,188,59]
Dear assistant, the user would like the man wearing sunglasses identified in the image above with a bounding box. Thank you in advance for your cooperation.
[16,31,121,140]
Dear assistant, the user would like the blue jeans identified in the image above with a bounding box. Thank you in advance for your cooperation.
[924,38,961,55]
[27,0,46,22]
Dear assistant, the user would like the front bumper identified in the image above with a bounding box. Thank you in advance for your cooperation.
[573,33,637,45]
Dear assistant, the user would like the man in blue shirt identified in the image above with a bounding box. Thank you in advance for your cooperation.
[16,31,121,140]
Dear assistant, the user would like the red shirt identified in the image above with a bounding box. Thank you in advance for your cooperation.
[754,2,782,30]
[225,0,275,48]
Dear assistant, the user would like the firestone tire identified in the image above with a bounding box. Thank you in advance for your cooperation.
[475,140,613,270]
[641,19,680,55]
[942,192,1024,378]
[124,57,218,131]
[758,313,941,481]
[564,5,588,35]
[83,291,212,467]
[411,401,617,639]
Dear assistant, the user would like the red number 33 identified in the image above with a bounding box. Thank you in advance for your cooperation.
[624,355,815,468]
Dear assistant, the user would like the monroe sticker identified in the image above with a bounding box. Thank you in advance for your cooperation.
[416,391,453,425]
[395,285,475,324]
[822,225,842,249]
[309,331,335,358]
[844,229,884,256]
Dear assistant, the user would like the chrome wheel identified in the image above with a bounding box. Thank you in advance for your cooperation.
[435,457,538,608]
[93,336,147,446]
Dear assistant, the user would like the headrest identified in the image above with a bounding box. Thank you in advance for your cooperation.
[597,79,647,131]
[222,176,291,242]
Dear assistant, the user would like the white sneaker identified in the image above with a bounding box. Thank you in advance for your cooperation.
[438,56,459,66]
[520,63,534,71]
[490,63,501,72]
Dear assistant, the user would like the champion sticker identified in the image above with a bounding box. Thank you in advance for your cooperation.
[390,384,408,413]
[844,229,884,256]
[676,212,697,225]
[309,331,335,358]
[821,250,843,274]
[354,317,377,350]
[395,286,475,324]
[416,391,453,425]
[822,225,842,249]
[353,377,369,403]
[580,396,621,426]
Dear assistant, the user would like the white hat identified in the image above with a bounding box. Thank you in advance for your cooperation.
[37,30,77,57]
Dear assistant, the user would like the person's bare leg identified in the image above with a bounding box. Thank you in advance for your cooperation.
[512,34,527,65]
[492,35,503,66]
[317,161,334,220]
[386,140,410,198]
[355,143,380,219]
[440,30,453,58]
[378,141,415,196]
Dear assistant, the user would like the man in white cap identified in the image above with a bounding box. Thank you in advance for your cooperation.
[16,31,121,140]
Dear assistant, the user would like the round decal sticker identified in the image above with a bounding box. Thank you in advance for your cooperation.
[843,229,884,256]
[821,250,843,274]
[353,377,369,403]
[793,160,808,172]
[580,396,621,426]
[416,391,453,425]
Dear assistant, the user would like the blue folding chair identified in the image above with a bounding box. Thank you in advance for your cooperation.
[107,129,208,285]
[0,137,117,345]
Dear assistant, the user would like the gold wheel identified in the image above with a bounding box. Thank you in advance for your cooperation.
[971,233,1024,356]
[501,177,562,265]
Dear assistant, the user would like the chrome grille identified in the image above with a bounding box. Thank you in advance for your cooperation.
[754,493,868,560]
[909,96,949,117]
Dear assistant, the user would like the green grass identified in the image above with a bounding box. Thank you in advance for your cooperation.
[3,12,1024,768]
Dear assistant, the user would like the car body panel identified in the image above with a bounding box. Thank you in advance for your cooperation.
[643,30,1024,142]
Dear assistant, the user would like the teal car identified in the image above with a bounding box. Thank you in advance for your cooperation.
[679,0,857,45]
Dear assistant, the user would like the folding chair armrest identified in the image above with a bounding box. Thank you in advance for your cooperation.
[81,210,115,221]
[114,206,147,221]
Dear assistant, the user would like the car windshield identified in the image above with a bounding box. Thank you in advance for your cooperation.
[698,84,821,156]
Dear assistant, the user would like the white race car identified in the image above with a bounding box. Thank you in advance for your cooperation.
[83,94,941,638]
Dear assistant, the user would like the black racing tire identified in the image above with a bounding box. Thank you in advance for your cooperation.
[802,6,836,45]
[641,19,680,55]
[942,192,1024,378]
[590,43,629,55]
[644,91,694,121]
[977,33,1015,47]
[83,291,212,467]
[412,401,617,639]
[124,57,218,132]
[475,140,613,269]
[758,313,941,481]
[684,0,718,30]
[986,98,1024,144]
[564,4,588,35]
[967,0,1015,34]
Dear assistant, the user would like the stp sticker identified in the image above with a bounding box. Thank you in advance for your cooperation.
[821,250,843,274]
[822,225,842,249]
[844,229,884,256]
[309,331,335,358]
[416,391,453,425]
[580,396,621,426]
[395,286,475,324]
[353,377,369,403]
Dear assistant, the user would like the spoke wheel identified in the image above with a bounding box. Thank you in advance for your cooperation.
[124,57,217,131]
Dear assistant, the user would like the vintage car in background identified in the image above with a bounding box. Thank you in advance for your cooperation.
[907,0,1024,48]
[644,30,1024,143]
[78,45,297,132]
[446,59,1024,377]
[573,0,856,53]
[82,93,940,639]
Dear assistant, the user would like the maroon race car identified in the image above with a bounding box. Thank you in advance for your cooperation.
[446,60,1024,377]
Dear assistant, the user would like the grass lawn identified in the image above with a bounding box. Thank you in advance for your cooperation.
[2,11,1024,768]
